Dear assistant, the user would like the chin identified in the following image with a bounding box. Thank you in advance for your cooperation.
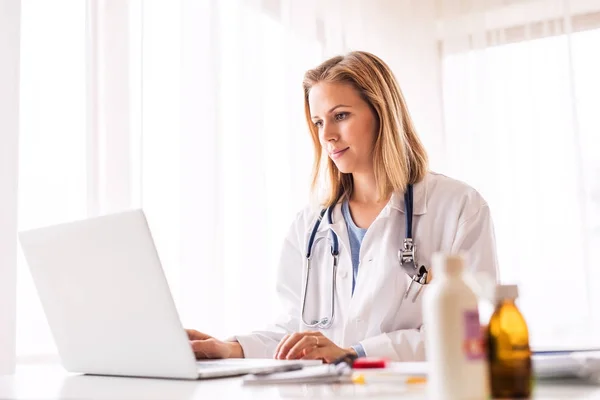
[333,162,354,175]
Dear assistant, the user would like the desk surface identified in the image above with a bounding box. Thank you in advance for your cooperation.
[1,364,600,399]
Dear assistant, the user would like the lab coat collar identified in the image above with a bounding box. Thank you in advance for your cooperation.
[388,175,428,216]
[320,202,348,237]
[315,203,350,258]
[315,173,428,234]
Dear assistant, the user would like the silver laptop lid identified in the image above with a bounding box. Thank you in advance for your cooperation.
[19,209,199,379]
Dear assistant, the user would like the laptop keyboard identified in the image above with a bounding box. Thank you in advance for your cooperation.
[196,360,251,368]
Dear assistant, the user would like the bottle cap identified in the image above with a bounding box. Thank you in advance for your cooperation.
[432,252,465,275]
[495,284,519,301]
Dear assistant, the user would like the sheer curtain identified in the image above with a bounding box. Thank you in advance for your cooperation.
[137,0,325,338]
[0,0,20,374]
[11,0,597,365]
[9,0,453,364]
[138,0,444,339]
[12,0,380,360]
[14,0,153,362]
[437,0,600,347]
[16,0,88,360]
[7,0,503,364]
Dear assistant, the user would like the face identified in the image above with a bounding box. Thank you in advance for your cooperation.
[308,82,378,175]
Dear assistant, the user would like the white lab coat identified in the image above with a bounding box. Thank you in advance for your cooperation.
[233,172,499,361]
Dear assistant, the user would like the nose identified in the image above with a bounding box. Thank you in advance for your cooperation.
[321,121,338,143]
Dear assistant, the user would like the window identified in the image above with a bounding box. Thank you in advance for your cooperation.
[138,0,321,337]
[17,0,87,359]
[15,0,323,360]
[441,26,600,347]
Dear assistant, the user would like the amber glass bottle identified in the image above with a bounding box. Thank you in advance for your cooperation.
[487,284,532,398]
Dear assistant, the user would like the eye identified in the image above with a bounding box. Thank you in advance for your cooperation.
[313,120,323,128]
[335,112,348,121]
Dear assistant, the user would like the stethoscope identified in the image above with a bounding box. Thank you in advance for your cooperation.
[300,184,429,329]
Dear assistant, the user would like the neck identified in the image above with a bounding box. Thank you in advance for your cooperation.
[350,171,387,205]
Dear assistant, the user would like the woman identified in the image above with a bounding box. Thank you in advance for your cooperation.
[186,51,499,363]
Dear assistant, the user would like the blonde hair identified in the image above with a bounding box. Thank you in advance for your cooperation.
[303,51,429,208]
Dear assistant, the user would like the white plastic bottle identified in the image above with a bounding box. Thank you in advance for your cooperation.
[423,253,489,400]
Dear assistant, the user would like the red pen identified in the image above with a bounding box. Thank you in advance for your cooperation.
[352,357,388,369]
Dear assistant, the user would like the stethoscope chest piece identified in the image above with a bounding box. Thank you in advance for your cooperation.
[399,238,429,302]
[398,183,431,303]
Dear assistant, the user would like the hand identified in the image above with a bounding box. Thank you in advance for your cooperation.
[274,331,356,364]
[186,329,244,359]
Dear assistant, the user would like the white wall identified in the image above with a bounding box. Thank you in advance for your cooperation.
[344,0,445,171]
[0,0,20,375]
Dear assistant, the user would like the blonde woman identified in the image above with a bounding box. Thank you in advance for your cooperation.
[187,51,498,362]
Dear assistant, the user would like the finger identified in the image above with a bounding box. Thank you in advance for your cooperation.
[191,339,219,359]
[277,332,319,360]
[186,329,211,341]
[276,333,303,359]
[278,332,324,360]
[274,334,290,358]
[286,336,321,360]
[301,347,324,361]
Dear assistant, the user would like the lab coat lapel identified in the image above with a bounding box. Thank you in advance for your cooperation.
[328,203,349,253]
[389,179,429,216]
[325,203,353,336]
[315,202,350,256]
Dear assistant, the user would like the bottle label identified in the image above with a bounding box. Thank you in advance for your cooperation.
[463,310,484,360]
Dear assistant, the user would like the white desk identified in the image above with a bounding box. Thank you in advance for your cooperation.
[2,364,600,399]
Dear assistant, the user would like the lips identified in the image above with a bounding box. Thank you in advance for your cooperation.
[329,147,349,160]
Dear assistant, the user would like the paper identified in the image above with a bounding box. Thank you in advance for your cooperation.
[242,364,351,385]
[384,362,428,376]
[242,362,428,386]
[533,350,600,381]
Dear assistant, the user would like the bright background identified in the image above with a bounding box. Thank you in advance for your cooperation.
[1,0,599,366]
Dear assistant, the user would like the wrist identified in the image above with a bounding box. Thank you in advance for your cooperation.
[227,341,245,358]
[345,347,358,357]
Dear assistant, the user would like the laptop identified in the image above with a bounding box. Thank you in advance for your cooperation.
[18,209,318,380]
